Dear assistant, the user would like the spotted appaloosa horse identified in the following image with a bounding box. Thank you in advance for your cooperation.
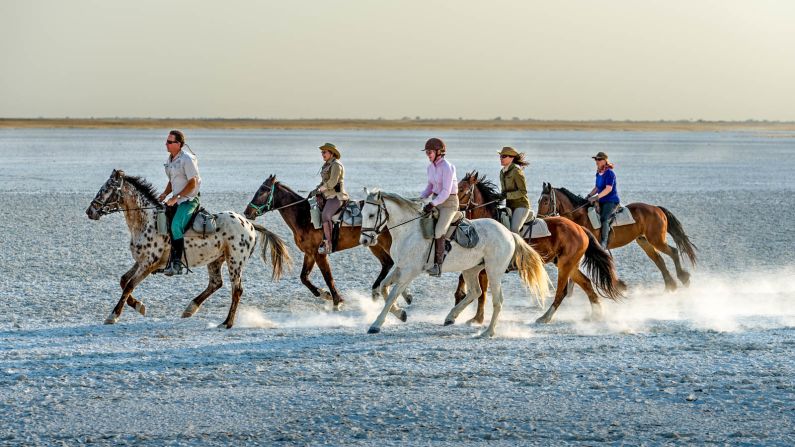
[86,169,291,328]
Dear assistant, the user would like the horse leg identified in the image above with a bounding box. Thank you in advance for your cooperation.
[106,265,153,324]
[570,269,603,321]
[299,254,328,301]
[655,241,691,287]
[315,254,344,310]
[454,274,467,305]
[536,261,578,324]
[636,237,677,291]
[182,258,224,318]
[444,267,483,325]
[464,269,488,325]
[219,260,245,329]
[120,263,146,316]
[480,269,505,338]
[368,269,411,334]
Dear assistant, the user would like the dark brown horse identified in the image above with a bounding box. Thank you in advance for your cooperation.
[244,175,409,311]
[455,171,625,324]
[537,183,697,291]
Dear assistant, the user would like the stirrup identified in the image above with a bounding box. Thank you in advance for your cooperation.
[427,263,442,277]
[163,261,184,277]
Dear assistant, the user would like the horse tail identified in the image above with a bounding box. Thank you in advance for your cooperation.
[253,223,292,281]
[581,229,626,300]
[659,206,698,266]
[511,233,550,308]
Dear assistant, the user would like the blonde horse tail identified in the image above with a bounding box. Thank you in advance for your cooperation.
[253,223,292,281]
[511,233,550,308]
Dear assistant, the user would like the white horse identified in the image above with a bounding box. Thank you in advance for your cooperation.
[359,189,550,337]
[86,169,291,328]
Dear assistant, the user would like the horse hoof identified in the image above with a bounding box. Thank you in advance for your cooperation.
[478,330,495,339]
[104,315,118,325]
[398,310,407,322]
[371,289,381,302]
[319,290,333,301]
[443,319,455,326]
[402,292,413,305]
[217,322,232,329]
[535,316,551,324]
[367,326,381,334]
[333,302,344,312]
[465,318,484,326]
[135,302,146,316]
[181,302,199,318]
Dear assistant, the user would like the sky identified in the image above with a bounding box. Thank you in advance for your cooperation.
[1,0,794,120]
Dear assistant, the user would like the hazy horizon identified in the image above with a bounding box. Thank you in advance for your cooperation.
[2,0,794,121]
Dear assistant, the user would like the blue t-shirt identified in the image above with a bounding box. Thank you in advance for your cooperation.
[595,169,620,203]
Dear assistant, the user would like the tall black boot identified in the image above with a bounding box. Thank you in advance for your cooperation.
[427,237,445,277]
[600,226,610,250]
[163,238,185,276]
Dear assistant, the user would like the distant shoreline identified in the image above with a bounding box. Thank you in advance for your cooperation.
[2,118,795,132]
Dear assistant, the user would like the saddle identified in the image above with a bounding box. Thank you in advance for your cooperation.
[161,205,218,239]
[587,204,635,229]
[443,212,480,249]
[331,200,363,227]
[521,218,552,239]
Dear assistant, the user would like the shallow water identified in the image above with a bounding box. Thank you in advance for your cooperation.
[0,128,793,445]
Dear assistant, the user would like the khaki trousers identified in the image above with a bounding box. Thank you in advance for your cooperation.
[434,194,460,239]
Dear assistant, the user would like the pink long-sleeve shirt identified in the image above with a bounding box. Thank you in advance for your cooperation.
[420,157,458,206]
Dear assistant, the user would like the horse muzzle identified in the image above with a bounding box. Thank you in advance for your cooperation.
[85,206,101,220]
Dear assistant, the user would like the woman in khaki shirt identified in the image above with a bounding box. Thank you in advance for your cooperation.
[498,146,532,233]
[315,143,348,254]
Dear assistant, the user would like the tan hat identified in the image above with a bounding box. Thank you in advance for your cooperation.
[592,151,608,160]
[319,143,340,159]
[498,146,520,157]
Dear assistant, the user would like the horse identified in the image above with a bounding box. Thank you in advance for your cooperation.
[456,171,626,323]
[537,183,697,291]
[244,175,412,313]
[359,189,550,337]
[86,169,290,328]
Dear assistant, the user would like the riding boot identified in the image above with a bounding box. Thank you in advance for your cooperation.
[600,227,610,251]
[163,238,185,276]
[427,237,446,277]
[318,222,333,255]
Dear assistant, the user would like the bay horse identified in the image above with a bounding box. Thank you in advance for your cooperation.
[244,175,411,312]
[537,183,697,291]
[86,169,290,328]
[457,171,625,323]
[360,189,550,337]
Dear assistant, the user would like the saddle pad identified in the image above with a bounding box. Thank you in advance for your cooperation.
[334,200,363,227]
[588,205,635,230]
[523,218,552,239]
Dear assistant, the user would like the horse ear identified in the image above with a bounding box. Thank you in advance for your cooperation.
[113,169,124,179]
[363,187,369,196]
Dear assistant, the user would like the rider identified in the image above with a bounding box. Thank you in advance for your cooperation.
[498,146,531,233]
[314,143,348,255]
[158,130,201,276]
[587,151,620,249]
[420,137,459,277]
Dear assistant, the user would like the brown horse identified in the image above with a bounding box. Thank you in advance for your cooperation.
[455,171,625,324]
[244,175,410,312]
[537,183,697,291]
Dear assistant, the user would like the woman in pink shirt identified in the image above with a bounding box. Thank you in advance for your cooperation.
[420,137,459,277]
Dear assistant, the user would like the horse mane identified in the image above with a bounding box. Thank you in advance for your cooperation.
[271,176,304,201]
[378,191,423,213]
[556,187,589,207]
[466,170,502,212]
[123,175,161,205]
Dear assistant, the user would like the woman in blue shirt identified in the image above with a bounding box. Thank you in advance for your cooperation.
[587,151,620,249]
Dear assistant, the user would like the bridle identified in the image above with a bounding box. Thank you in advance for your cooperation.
[90,177,125,216]
[459,182,477,218]
[360,193,390,244]
[537,187,590,218]
[247,180,307,217]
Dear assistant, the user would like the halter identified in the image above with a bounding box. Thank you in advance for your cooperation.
[538,187,589,218]
[459,183,478,218]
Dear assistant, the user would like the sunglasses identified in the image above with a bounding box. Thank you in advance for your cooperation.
[500,155,513,159]
[166,140,179,144]
[594,158,605,161]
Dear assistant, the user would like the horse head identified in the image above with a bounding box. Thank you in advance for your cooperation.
[537,182,555,216]
[360,188,387,247]
[245,174,277,219]
[86,169,126,220]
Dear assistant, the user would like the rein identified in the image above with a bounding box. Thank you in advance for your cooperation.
[538,188,590,218]
[91,177,162,216]
[248,180,308,216]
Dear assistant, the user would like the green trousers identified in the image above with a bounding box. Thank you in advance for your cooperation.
[171,198,199,239]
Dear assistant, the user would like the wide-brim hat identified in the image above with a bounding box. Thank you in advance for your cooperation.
[498,146,520,157]
[592,151,609,160]
[319,143,341,159]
